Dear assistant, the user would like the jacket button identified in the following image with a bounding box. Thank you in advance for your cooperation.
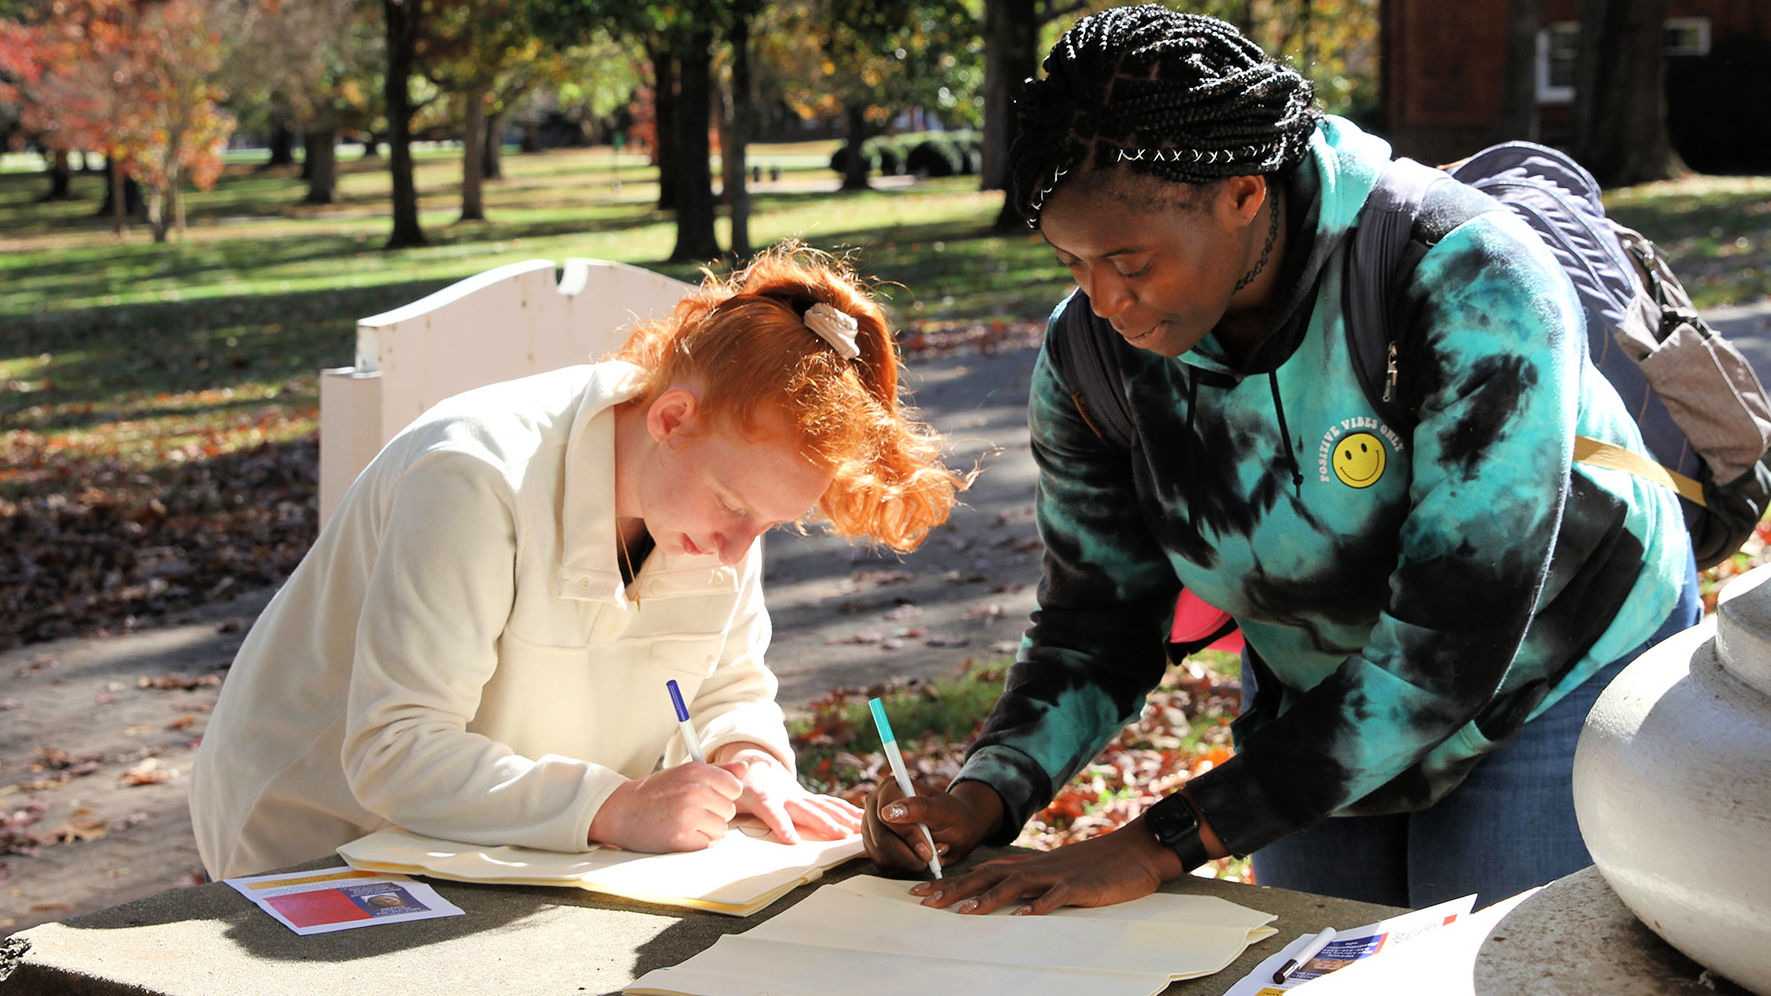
[578,577,590,589]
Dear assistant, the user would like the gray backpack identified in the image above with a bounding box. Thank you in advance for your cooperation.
[1348,141,1771,570]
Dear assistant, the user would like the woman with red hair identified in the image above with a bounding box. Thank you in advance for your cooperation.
[192,243,965,880]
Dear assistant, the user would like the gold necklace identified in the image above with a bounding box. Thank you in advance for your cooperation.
[617,523,642,607]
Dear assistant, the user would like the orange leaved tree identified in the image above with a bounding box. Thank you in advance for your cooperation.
[2,0,234,241]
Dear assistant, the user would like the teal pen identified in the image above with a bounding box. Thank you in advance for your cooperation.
[666,679,706,763]
[868,697,943,879]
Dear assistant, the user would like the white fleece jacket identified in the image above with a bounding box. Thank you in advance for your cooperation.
[190,362,793,879]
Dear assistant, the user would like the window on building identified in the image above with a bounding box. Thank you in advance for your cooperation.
[1535,17,1711,104]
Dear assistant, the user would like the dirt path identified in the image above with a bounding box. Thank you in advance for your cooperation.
[0,339,1044,936]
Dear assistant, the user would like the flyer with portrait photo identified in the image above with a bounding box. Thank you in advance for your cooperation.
[224,865,465,935]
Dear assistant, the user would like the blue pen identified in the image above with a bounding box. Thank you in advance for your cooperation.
[868,697,943,879]
[666,679,706,763]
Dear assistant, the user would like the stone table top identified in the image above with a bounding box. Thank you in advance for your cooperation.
[7,847,1403,996]
[13,852,1745,995]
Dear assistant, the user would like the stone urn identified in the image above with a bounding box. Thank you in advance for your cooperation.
[1574,565,1771,995]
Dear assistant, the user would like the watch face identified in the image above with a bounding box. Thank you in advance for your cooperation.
[1149,796,1199,846]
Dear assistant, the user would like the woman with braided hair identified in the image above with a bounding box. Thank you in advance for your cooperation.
[192,243,966,879]
[864,6,1697,911]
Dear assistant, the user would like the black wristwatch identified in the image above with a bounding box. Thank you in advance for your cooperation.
[1145,793,1210,872]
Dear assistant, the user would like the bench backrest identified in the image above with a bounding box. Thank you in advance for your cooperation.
[318,258,693,524]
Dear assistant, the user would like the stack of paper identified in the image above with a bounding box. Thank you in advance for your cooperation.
[625,875,1278,996]
[336,820,864,917]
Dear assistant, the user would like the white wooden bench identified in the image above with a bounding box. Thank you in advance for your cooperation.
[318,258,693,524]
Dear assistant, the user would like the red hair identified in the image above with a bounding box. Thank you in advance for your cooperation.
[610,243,966,552]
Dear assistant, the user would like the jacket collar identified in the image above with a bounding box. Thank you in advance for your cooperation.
[556,362,741,606]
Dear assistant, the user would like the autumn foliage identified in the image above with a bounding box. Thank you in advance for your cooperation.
[1,0,237,240]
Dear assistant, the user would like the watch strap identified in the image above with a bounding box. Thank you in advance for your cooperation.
[1145,793,1210,872]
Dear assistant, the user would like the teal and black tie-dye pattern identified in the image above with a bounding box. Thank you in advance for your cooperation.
[957,116,1688,857]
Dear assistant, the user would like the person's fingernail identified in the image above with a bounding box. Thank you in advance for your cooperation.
[908,883,931,896]
[1014,905,1032,916]
[883,803,906,820]
[956,899,979,914]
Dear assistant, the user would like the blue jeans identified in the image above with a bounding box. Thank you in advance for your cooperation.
[1249,555,1702,910]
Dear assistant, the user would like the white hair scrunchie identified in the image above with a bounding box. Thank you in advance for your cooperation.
[803,302,861,360]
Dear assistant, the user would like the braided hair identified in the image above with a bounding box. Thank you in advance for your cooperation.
[1009,5,1319,227]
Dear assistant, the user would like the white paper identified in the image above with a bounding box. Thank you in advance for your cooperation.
[337,818,864,916]
[224,865,464,935]
[625,874,1278,996]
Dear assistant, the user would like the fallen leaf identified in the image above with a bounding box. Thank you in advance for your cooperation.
[44,808,107,843]
[119,759,171,786]
[137,673,220,690]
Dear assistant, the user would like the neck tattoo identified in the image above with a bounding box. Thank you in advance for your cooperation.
[1233,188,1281,294]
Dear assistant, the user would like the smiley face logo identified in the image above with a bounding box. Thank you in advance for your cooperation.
[1332,432,1386,488]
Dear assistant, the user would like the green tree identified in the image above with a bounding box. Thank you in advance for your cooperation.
[219,0,384,206]
[423,0,555,221]
[540,0,745,264]
[763,0,977,192]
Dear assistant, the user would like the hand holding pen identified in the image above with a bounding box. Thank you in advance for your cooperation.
[582,679,742,852]
[868,697,943,879]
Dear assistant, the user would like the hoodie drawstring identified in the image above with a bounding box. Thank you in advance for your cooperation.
[1268,370,1304,498]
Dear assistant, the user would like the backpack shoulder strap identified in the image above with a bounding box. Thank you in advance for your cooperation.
[1049,288,1137,451]
[1345,158,1503,429]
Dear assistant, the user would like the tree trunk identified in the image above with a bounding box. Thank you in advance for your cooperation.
[460,89,487,222]
[983,0,1038,229]
[650,39,680,212]
[264,113,298,169]
[722,12,754,259]
[1572,0,1681,185]
[839,103,870,191]
[1499,0,1541,142]
[146,178,168,241]
[110,163,127,235]
[668,21,721,263]
[483,110,504,180]
[99,158,142,230]
[304,129,339,205]
[383,0,428,248]
[40,149,74,201]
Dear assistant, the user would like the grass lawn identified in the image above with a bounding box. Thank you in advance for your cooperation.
[0,142,1070,492]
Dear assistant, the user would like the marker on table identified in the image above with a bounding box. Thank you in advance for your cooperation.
[867,697,943,880]
[1272,926,1337,984]
[666,679,706,764]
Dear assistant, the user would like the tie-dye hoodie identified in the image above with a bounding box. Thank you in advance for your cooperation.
[956,116,1688,858]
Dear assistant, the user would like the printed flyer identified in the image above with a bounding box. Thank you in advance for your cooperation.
[225,865,464,935]
[1223,894,1476,994]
